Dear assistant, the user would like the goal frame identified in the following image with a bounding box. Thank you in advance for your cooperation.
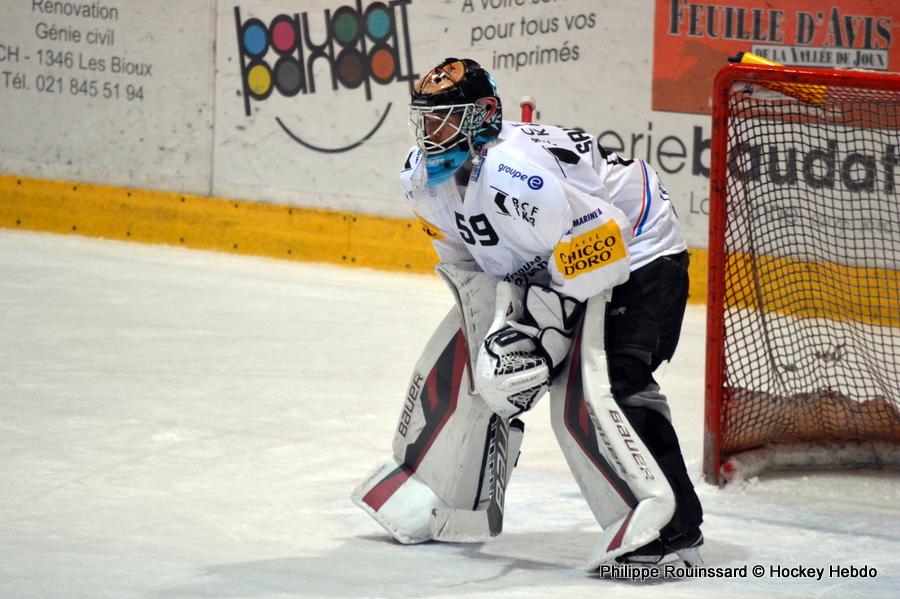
[704,62,900,485]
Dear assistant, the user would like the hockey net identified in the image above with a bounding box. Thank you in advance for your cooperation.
[704,63,900,484]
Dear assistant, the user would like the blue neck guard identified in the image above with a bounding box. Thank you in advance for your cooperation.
[425,147,469,187]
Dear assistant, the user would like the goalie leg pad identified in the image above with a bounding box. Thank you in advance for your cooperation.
[392,309,501,504]
[435,263,499,370]
[352,306,497,543]
[352,458,449,544]
[547,293,677,571]
[355,264,526,543]
[620,399,703,545]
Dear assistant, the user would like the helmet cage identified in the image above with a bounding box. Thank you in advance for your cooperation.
[409,98,498,156]
[409,103,473,156]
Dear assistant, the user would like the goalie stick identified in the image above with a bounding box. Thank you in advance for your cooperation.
[429,97,537,543]
[430,414,510,541]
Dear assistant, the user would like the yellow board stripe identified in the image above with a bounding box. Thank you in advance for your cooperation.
[725,252,900,327]
[0,174,438,273]
[0,173,710,304]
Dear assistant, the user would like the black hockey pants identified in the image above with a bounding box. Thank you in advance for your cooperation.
[604,250,703,543]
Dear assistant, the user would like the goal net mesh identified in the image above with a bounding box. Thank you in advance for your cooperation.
[719,77,900,461]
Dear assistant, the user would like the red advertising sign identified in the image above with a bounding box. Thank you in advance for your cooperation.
[653,0,900,114]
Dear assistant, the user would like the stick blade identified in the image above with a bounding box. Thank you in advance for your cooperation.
[430,503,501,542]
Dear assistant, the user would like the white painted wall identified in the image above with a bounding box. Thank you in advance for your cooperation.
[0,1,216,194]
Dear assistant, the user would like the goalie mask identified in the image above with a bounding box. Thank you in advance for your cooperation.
[409,58,502,186]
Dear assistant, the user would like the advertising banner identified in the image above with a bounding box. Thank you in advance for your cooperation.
[654,0,900,115]
[650,0,900,248]
[212,1,667,223]
[0,1,215,194]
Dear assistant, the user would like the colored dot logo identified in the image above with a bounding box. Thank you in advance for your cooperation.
[242,21,267,57]
[271,19,296,52]
[334,8,359,44]
[247,63,272,98]
[234,2,416,113]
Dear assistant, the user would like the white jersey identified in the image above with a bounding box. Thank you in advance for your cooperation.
[401,122,686,301]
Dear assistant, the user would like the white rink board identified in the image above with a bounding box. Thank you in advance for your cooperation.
[0,1,215,194]
[1,0,725,248]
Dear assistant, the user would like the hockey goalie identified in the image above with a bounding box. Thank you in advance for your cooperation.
[351,57,703,572]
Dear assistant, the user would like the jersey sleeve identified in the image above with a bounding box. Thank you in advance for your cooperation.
[544,179,632,302]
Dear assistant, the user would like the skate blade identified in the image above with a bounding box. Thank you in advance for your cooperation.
[675,545,704,567]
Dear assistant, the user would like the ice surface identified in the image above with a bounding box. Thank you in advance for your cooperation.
[1,230,898,598]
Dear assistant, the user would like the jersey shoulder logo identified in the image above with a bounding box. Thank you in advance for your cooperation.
[572,208,603,229]
[553,220,625,279]
[414,212,445,240]
[545,146,581,165]
[490,187,539,227]
[598,144,634,167]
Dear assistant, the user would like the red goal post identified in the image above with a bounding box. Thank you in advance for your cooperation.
[704,60,900,484]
